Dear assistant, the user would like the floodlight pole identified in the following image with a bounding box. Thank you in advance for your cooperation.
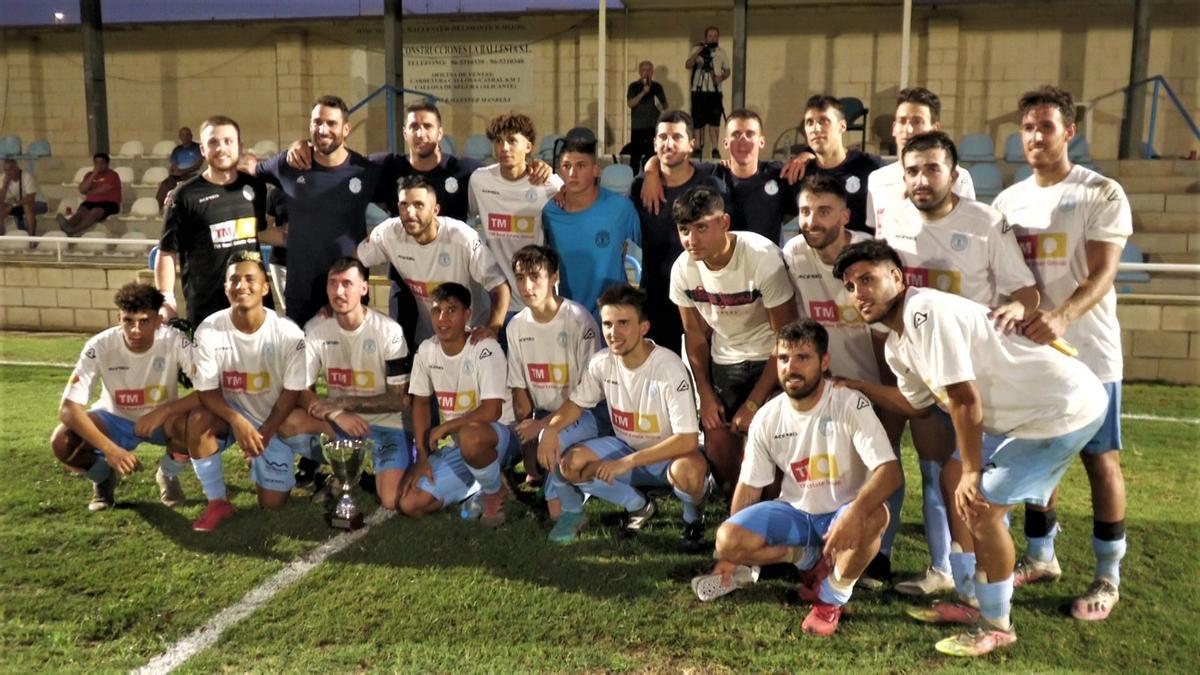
[732,0,746,110]
[1119,0,1152,159]
[385,0,405,155]
[899,0,912,90]
[80,0,109,154]
[599,0,607,152]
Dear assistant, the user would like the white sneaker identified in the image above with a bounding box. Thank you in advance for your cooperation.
[1014,554,1062,587]
[691,565,760,602]
[894,566,955,596]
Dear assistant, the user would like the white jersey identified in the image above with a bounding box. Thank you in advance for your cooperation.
[669,231,795,364]
[62,325,194,421]
[304,309,410,430]
[782,230,880,382]
[742,383,894,514]
[885,288,1107,439]
[193,309,309,425]
[358,215,508,342]
[992,165,1131,383]
[505,299,601,413]
[468,164,564,312]
[865,160,975,234]
[571,342,700,450]
[409,337,514,425]
[877,197,1034,305]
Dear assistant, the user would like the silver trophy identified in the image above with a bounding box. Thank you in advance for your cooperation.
[320,436,374,530]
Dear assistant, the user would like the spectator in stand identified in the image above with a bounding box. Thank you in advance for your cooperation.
[626,61,668,169]
[57,152,122,236]
[156,127,204,208]
[1,158,47,235]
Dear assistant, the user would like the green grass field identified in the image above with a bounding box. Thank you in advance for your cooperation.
[2,333,1198,672]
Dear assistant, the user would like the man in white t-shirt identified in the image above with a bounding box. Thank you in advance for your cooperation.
[399,283,520,525]
[669,184,796,500]
[833,240,1107,657]
[505,245,605,543]
[876,130,1041,596]
[992,86,1131,622]
[690,320,899,638]
[865,87,975,235]
[301,257,412,511]
[1,158,47,235]
[469,112,564,317]
[782,174,904,590]
[359,175,510,344]
[186,252,324,532]
[52,283,200,511]
[539,284,711,543]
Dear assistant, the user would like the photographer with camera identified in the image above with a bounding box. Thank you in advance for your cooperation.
[685,26,731,160]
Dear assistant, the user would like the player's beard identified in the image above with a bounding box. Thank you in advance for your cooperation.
[784,373,822,400]
[313,136,343,157]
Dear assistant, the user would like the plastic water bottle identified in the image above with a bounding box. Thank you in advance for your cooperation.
[460,493,483,520]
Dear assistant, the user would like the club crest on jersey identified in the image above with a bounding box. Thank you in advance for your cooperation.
[349,177,362,194]
[818,416,833,436]
[445,177,459,194]
[462,360,473,376]
[611,408,660,435]
[487,213,537,235]
[114,385,169,408]
[242,185,254,201]
[364,338,376,354]
[438,252,451,267]
[528,362,569,386]
[297,176,307,185]
[764,179,779,196]
[845,176,861,194]
[152,356,166,372]
[595,231,610,248]
[1059,196,1076,212]
[222,370,271,393]
[557,331,569,347]
[435,390,477,413]
[525,188,539,202]
[790,454,840,484]
[950,233,968,251]
[262,343,275,360]
[328,367,376,390]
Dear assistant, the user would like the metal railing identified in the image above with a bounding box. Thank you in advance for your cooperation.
[1082,75,1200,158]
[348,84,439,156]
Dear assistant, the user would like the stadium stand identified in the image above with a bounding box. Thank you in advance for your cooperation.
[958,133,996,163]
[134,166,169,187]
[0,135,21,157]
[600,163,635,195]
[840,96,870,149]
[462,134,491,161]
[148,139,176,158]
[1003,133,1024,163]
[970,161,1004,202]
[114,140,144,159]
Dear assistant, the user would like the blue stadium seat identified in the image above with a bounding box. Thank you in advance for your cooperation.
[624,254,642,285]
[1002,133,1023,163]
[1068,135,1092,163]
[1115,242,1149,289]
[440,136,456,157]
[538,134,564,162]
[463,134,491,161]
[1012,163,1034,185]
[958,133,995,163]
[970,162,1003,202]
[365,203,389,228]
[0,135,20,158]
[839,97,869,149]
[600,164,634,196]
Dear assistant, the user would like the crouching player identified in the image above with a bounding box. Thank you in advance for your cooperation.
[52,282,200,510]
[538,284,710,543]
[187,251,321,531]
[504,245,604,543]
[833,240,1107,656]
[692,319,900,637]
[400,282,520,524]
[302,257,412,510]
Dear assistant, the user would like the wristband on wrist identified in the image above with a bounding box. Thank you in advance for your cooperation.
[743,399,760,414]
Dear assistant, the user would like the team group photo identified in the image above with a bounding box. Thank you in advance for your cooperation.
[1,0,1197,671]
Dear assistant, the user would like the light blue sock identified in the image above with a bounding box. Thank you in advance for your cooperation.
[1027,523,1060,563]
[550,472,585,514]
[881,444,905,556]
[920,460,952,573]
[1093,536,1127,587]
[582,478,646,512]
[818,572,855,607]
[159,453,188,479]
[949,551,977,602]
[467,457,503,494]
[673,486,700,524]
[191,454,227,501]
[793,546,822,572]
[976,576,1014,628]
[85,456,112,483]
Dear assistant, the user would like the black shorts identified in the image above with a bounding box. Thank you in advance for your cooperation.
[690,91,724,128]
[81,201,120,219]
[711,359,767,419]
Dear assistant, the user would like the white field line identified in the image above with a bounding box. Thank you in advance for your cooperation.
[132,508,395,675]
[0,359,73,368]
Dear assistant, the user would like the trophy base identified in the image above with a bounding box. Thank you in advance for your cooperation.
[326,512,365,531]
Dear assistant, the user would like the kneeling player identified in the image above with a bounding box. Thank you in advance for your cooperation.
[399,283,520,524]
[693,320,899,637]
[187,252,321,531]
[51,282,199,510]
[834,240,1107,656]
[538,284,710,543]
[302,257,411,510]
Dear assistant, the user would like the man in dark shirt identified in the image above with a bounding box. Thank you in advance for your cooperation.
[630,109,728,355]
[626,61,667,170]
[799,95,884,234]
[156,115,268,326]
[255,95,390,327]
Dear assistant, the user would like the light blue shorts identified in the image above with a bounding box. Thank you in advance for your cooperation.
[979,412,1107,507]
[1082,382,1122,455]
[726,500,849,547]
[90,409,168,451]
[540,408,600,501]
[576,435,671,487]
[416,422,521,507]
[210,402,306,493]
[370,425,414,472]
